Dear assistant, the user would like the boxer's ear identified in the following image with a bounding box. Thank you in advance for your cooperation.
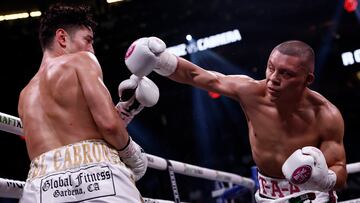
[55,28,68,48]
[305,72,314,86]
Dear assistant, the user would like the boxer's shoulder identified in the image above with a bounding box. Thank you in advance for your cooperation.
[307,89,334,109]
[52,52,101,74]
[304,90,339,118]
[306,90,344,137]
[239,79,268,97]
[66,51,98,65]
[308,92,340,118]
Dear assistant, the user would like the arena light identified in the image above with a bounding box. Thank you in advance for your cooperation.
[341,49,360,66]
[30,11,41,17]
[357,71,360,80]
[0,12,29,21]
[344,0,358,12]
[0,11,41,22]
[186,34,193,41]
[107,0,125,3]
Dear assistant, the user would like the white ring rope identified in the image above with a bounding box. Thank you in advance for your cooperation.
[339,199,360,203]
[0,178,187,203]
[0,112,254,201]
[0,177,24,199]
[346,162,360,174]
[2,111,360,202]
[0,112,23,136]
[147,154,255,188]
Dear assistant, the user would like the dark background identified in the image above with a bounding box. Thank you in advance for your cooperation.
[0,0,359,202]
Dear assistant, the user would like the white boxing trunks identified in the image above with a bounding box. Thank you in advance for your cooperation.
[255,172,337,203]
[19,139,144,203]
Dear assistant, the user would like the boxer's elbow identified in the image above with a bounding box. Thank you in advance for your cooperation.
[333,167,348,190]
[336,174,347,190]
[101,121,119,136]
[94,114,122,136]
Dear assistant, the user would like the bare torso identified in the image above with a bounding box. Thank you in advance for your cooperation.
[18,54,103,160]
[171,57,346,188]
[241,80,330,178]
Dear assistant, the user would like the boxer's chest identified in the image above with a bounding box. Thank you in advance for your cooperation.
[247,104,320,145]
[248,107,321,177]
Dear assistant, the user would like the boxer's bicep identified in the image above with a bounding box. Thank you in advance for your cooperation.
[320,107,347,188]
[320,107,345,166]
[216,74,256,100]
[321,139,347,189]
[75,58,120,130]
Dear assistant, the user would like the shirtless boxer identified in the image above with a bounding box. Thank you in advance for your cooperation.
[17,4,157,203]
[124,38,347,202]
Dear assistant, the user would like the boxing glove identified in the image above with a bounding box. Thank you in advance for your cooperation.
[116,75,159,125]
[153,48,178,76]
[125,37,166,77]
[118,137,148,181]
[282,146,336,192]
[135,75,160,107]
[125,37,178,77]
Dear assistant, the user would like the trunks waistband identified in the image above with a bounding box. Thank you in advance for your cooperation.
[258,171,302,199]
[27,139,124,181]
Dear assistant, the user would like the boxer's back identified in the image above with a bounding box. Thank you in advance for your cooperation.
[19,53,102,160]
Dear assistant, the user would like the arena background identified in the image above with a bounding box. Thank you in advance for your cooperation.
[0,0,359,202]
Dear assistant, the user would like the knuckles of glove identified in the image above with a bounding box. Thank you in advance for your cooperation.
[135,77,159,107]
[282,146,335,191]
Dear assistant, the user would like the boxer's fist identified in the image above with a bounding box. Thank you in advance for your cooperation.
[118,137,148,181]
[116,75,142,125]
[153,47,178,76]
[118,74,139,102]
[125,37,166,77]
[116,75,159,125]
[135,75,159,107]
[282,146,336,192]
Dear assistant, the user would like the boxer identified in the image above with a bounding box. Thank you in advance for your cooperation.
[18,4,157,203]
[124,37,347,202]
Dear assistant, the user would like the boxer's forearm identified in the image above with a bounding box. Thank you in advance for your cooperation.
[168,57,218,89]
[330,164,347,190]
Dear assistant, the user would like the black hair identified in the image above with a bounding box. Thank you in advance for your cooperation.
[39,3,97,50]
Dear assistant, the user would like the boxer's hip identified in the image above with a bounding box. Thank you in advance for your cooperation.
[256,172,337,202]
[26,139,125,181]
[20,139,143,203]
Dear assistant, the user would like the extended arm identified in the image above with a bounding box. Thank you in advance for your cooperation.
[124,37,256,101]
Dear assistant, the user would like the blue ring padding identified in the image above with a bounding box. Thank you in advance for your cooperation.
[251,166,259,190]
[219,166,259,200]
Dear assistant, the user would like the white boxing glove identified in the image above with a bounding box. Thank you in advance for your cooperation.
[135,75,160,107]
[118,137,148,181]
[116,75,159,125]
[153,48,178,76]
[125,37,178,77]
[125,37,166,77]
[282,146,336,192]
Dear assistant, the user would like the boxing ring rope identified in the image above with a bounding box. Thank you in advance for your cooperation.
[0,176,182,203]
[2,111,360,202]
[0,176,183,203]
[346,163,360,174]
[0,112,255,202]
